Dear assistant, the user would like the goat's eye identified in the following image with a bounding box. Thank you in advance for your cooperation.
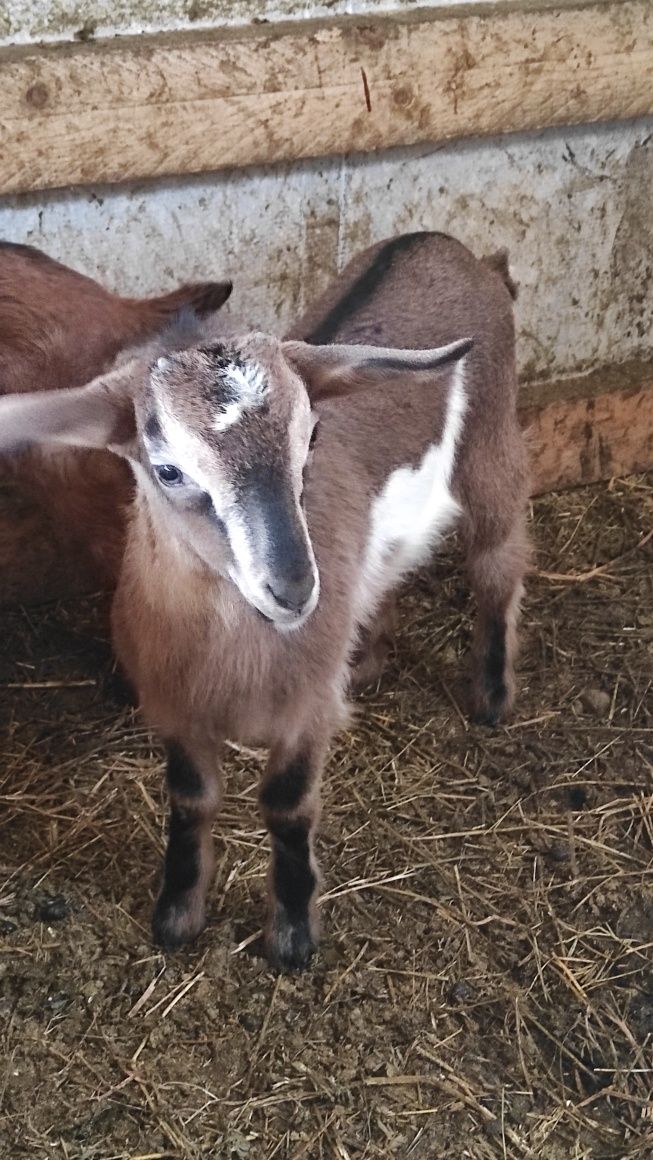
[155,464,184,487]
[309,422,319,450]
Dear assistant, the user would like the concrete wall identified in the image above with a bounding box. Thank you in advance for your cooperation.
[2,117,651,381]
[1,0,651,381]
[1,0,498,48]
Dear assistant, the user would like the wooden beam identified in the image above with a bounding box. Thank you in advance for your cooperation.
[520,361,653,495]
[0,1,651,196]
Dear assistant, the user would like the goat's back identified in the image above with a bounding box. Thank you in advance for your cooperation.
[291,232,512,345]
[290,229,527,544]
[0,241,230,394]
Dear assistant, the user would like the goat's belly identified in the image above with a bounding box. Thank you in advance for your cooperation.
[356,451,462,618]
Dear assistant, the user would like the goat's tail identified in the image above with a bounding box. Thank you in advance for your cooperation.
[482,248,518,301]
[124,279,233,333]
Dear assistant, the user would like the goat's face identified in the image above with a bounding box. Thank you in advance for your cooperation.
[137,334,319,629]
[0,327,473,629]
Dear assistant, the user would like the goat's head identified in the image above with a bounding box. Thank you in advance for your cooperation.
[0,332,472,629]
[139,334,319,627]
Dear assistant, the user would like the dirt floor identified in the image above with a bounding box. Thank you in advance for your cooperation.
[0,474,651,1160]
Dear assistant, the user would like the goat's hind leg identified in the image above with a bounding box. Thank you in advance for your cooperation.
[350,595,398,691]
[259,737,326,972]
[465,510,529,727]
[152,738,221,949]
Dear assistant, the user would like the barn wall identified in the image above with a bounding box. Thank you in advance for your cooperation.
[0,1,651,381]
[2,0,482,47]
[2,117,651,381]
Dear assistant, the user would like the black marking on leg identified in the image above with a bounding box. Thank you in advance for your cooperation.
[271,819,316,921]
[267,818,317,971]
[260,754,310,813]
[152,806,202,948]
[485,618,507,693]
[165,741,203,797]
[104,664,137,709]
[160,806,201,899]
[481,616,508,724]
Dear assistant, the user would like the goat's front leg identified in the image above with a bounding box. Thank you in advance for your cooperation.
[152,738,222,950]
[259,738,325,972]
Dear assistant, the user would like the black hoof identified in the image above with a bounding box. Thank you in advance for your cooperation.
[469,681,511,728]
[471,705,502,728]
[152,895,205,951]
[266,914,316,973]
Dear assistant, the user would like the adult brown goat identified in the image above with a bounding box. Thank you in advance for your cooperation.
[0,240,232,597]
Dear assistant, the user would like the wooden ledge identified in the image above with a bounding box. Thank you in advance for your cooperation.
[521,361,653,494]
[1,0,651,195]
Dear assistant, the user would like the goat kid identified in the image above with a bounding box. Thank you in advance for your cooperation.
[288,230,529,718]
[0,240,232,593]
[0,234,529,971]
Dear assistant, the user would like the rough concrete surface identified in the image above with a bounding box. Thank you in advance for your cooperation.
[1,117,651,380]
[0,0,471,47]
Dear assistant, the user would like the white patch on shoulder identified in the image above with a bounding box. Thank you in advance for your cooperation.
[213,361,267,432]
[355,360,467,623]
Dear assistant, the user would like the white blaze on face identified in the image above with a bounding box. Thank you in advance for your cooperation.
[224,372,320,629]
[356,358,468,622]
[212,360,267,432]
[152,396,212,489]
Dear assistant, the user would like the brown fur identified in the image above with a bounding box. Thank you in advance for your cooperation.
[482,248,519,301]
[290,231,530,716]
[113,313,525,969]
[0,232,529,970]
[0,241,231,596]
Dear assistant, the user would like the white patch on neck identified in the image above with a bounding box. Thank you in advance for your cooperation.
[354,359,467,625]
[213,360,267,432]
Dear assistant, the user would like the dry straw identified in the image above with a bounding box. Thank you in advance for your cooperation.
[0,474,651,1157]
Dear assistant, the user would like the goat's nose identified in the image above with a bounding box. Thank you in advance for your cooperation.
[266,572,315,614]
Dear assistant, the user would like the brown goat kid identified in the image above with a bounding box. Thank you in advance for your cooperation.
[0,240,231,589]
[0,232,529,971]
[289,232,529,717]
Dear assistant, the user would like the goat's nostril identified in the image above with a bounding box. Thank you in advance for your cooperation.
[266,575,315,614]
[265,583,290,610]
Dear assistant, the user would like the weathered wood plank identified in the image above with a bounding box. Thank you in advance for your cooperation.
[0,1,650,195]
[521,362,653,494]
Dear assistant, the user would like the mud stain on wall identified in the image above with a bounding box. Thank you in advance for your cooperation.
[0,114,650,380]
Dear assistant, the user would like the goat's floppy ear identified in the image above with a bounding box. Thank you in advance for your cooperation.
[0,363,138,456]
[141,279,233,322]
[282,338,473,402]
